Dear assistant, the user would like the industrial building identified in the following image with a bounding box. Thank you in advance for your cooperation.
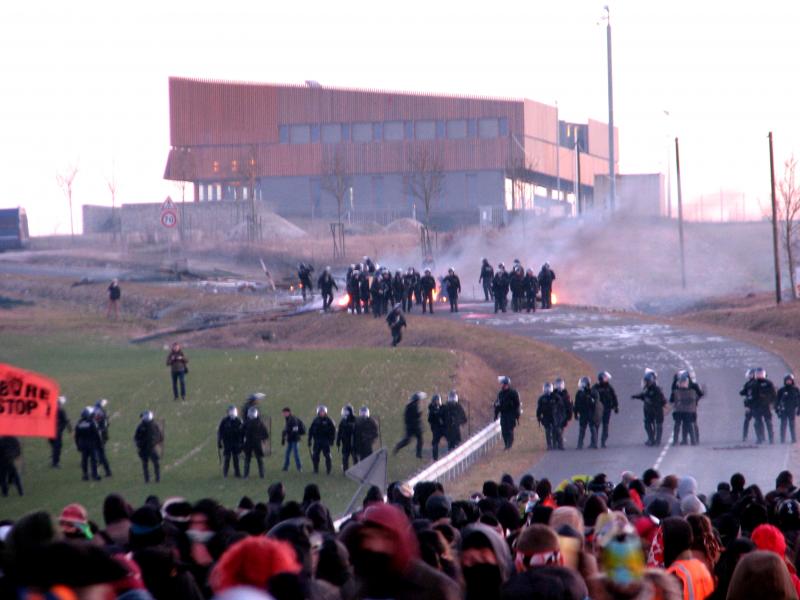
[163,77,620,227]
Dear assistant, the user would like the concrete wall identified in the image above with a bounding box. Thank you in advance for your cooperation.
[82,205,115,234]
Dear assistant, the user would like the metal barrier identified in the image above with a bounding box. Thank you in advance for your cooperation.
[334,420,501,529]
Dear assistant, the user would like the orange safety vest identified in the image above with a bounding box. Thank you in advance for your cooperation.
[667,558,715,600]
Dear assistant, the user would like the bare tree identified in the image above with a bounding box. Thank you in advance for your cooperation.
[105,172,118,241]
[56,165,79,239]
[505,154,538,212]
[407,146,445,226]
[321,148,351,224]
[778,154,800,299]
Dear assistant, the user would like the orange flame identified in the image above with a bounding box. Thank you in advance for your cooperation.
[338,293,350,307]
[551,292,558,305]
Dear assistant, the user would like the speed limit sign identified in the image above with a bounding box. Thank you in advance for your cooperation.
[161,210,177,228]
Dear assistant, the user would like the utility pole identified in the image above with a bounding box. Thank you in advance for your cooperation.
[605,5,616,212]
[576,142,582,215]
[768,131,782,304]
[675,137,687,290]
[664,110,671,218]
[555,101,561,206]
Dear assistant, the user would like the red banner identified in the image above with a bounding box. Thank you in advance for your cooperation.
[0,363,59,438]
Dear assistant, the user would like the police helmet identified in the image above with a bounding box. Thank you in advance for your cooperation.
[498,262,505,269]
[746,368,755,380]
[141,410,154,422]
[341,404,354,418]
[544,262,550,269]
[578,376,591,390]
[448,390,459,404]
[96,398,108,409]
[396,269,402,275]
[58,395,67,406]
[598,371,611,383]
[448,268,454,274]
[248,392,266,402]
[482,257,488,263]
[424,268,431,274]
[554,378,565,391]
[431,394,442,407]
[778,498,800,527]
[81,406,94,419]
[316,405,328,417]
[526,268,534,275]
[227,405,238,417]
[755,367,767,380]
[677,372,690,388]
[643,371,657,386]
[359,406,370,418]
[247,407,259,419]
[786,374,796,385]
[350,263,356,270]
[688,368,697,382]
[363,256,369,261]
[498,375,511,386]
[407,267,414,275]
[325,266,331,273]
[411,392,428,403]
[543,382,554,394]
[393,302,402,312]
[352,269,361,277]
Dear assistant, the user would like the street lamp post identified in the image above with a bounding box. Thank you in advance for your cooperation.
[604,5,616,212]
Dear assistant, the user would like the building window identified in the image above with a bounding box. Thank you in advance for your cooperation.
[352,122,373,142]
[321,123,341,143]
[478,118,499,139]
[446,119,467,139]
[467,119,477,138]
[436,120,446,139]
[290,124,310,144]
[499,117,509,136]
[310,124,320,143]
[415,120,435,140]
[384,121,404,141]
[342,123,351,142]
[279,125,289,144]
[373,122,383,140]
[404,121,414,139]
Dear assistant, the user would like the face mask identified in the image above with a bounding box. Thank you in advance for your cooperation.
[463,563,503,599]
[186,529,214,544]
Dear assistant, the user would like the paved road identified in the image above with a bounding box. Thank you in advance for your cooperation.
[446,302,792,495]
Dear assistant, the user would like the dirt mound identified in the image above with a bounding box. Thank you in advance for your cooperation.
[259,211,307,239]
[384,218,423,234]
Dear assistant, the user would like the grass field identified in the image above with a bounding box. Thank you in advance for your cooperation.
[0,333,459,521]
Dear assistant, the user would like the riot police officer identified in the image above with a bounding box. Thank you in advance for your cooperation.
[537,383,560,450]
[134,410,162,483]
[394,392,425,458]
[538,262,556,309]
[386,302,407,347]
[479,259,494,302]
[632,370,667,446]
[243,406,269,478]
[297,262,314,301]
[93,398,112,477]
[74,406,101,481]
[523,269,539,313]
[443,268,461,313]
[428,394,446,460]
[50,395,71,468]
[752,367,777,444]
[492,265,509,313]
[495,376,521,450]
[740,368,756,442]
[317,266,338,312]
[336,404,357,471]
[670,372,699,445]
[553,378,573,446]
[348,269,362,314]
[510,266,525,312]
[218,405,244,477]
[444,390,467,451]
[420,269,437,314]
[241,392,265,423]
[574,377,600,449]
[359,269,371,315]
[354,406,379,460]
[777,374,800,444]
[592,372,618,448]
[403,268,416,312]
[0,437,22,497]
[309,405,336,475]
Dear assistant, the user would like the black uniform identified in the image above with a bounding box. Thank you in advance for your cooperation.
[777,383,800,443]
[443,401,467,451]
[492,271,509,313]
[93,407,112,477]
[420,273,436,314]
[317,272,338,311]
[443,273,461,313]
[298,264,314,301]
[336,412,357,471]
[740,379,756,442]
[523,273,539,312]
[134,420,163,483]
[354,415,379,460]
[752,378,777,444]
[670,387,699,445]
[402,271,416,312]
[538,266,556,309]
[553,388,573,448]
[0,436,22,496]
[428,401,446,460]
[242,415,269,478]
[392,275,405,309]
[536,392,561,450]
[217,414,244,477]
[49,406,71,467]
[495,387,521,449]
[359,271,371,315]
[592,381,619,448]
[510,269,525,312]
[479,261,494,301]
[74,415,102,481]
[574,387,601,449]
[632,384,667,446]
[347,272,361,314]
[370,276,384,318]
[386,309,407,347]
[309,414,336,474]
[394,398,424,458]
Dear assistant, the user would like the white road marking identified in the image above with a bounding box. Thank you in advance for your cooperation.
[163,434,214,472]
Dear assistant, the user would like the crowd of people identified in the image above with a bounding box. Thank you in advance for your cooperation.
[5,464,800,599]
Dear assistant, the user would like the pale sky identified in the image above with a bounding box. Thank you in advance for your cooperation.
[1,0,798,235]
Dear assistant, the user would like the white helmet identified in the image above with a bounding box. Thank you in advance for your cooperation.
[498,376,511,386]
[448,390,459,404]
[96,398,108,409]
[543,382,554,394]
[359,406,370,418]
[247,407,259,419]
[317,405,328,416]
[227,405,238,418]
[141,410,154,422]
[58,396,67,406]
[554,378,565,391]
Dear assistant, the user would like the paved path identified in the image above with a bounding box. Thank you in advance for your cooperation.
[449,302,791,494]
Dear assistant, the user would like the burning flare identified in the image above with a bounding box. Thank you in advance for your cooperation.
[338,293,350,307]
[551,292,558,305]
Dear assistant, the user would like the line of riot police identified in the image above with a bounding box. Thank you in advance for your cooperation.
[741,368,799,444]
[480,258,557,313]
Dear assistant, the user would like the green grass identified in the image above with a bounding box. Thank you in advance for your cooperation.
[0,334,458,522]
